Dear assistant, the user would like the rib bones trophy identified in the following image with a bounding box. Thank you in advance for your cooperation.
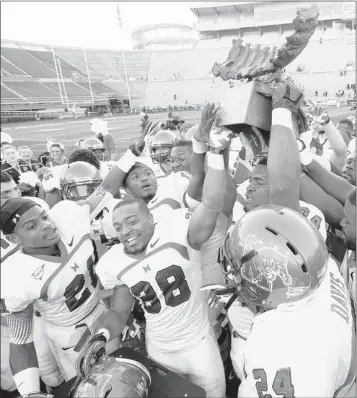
[212,4,319,161]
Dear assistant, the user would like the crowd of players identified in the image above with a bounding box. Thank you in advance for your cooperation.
[0,79,356,398]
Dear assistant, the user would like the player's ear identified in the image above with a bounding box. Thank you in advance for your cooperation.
[6,233,21,245]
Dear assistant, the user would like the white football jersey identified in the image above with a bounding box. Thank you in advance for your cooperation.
[1,201,100,327]
[1,197,49,263]
[229,200,327,338]
[238,258,355,398]
[96,209,209,352]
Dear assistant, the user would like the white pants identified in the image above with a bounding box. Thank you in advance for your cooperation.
[230,326,247,382]
[1,322,17,392]
[44,301,106,381]
[147,328,226,398]
[33,313,64,387]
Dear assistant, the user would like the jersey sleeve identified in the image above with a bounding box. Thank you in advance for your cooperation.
[96,246,125,290]
[41,165,65,192]
[299,201,327,241]
[50,200,91,240]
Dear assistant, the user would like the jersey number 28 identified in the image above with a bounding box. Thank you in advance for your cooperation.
[64,257,98,312]
[253,368,295,398]
[131,265,191,314]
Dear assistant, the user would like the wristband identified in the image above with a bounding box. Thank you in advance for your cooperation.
[272,108,293,130]
[97,328,110,342]
[192,137,208,154]
[13,367,40,396]
[116,149,137,173]
[300,149,313,166]
[207,152,224,170]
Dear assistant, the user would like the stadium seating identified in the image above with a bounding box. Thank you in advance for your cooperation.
[1,57,28,75]
[24,48,85,78]
[2,81,60,100]
[1,46,57,78]
[77,82,118,96]
[1,84,23,102]
[43,82,92,99]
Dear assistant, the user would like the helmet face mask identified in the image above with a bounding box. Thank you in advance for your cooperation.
[83,138,108,162]
[60,161,102,201]
[149,130,177,164]
[149,144,173,163]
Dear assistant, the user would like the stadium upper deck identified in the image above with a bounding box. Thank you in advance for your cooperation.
[0,1,355,111]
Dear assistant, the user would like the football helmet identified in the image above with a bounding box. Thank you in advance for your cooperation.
[83,137,108,161]
[60,161,102,201]
[71,355,151,398]
[149,130,177,163]
[218,205,328,310]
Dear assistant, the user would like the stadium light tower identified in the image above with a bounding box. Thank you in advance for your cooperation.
[116,3,132,109]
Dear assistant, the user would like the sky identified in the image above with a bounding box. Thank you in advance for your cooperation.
[1,2,198,50]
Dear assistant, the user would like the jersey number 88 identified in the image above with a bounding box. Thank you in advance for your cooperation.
[131,265,191,314]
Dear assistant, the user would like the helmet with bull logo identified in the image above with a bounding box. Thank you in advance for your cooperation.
[218,205,328,310]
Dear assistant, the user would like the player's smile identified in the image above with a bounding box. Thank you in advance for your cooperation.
[43,227,59,240]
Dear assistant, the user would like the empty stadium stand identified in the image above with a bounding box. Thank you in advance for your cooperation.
[1,56,28,75]
[1,84,23,102]
[3,81,60,100]
[2,44,57,78]
[43,82,92,99]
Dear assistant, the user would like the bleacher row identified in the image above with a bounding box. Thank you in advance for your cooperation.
[0,26,355,108]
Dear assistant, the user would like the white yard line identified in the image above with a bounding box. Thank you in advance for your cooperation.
[40,128,65,132]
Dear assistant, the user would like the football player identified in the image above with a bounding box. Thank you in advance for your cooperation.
[95,123,232,397]
[0,150,140,397]
[227,80,326,380]
[1,172,63,395]
[148,129,177,176]
[220,205,355,397]
[82,137,109,162]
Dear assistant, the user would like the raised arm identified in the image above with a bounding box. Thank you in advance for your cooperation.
[83,141,144,219]
[307,103,347,171]
[299,172,345,228]
[303,158,354,205]
[257,81,302,211]
[187,104,219,202]
[188,116,232,249]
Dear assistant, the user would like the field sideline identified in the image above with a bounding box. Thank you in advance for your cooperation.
[2,107,353,160]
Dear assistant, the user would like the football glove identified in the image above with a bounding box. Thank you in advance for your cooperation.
[239,126,268,160]
[256,80,304,115]
[208,122,233,154]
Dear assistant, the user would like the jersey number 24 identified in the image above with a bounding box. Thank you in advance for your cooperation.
[253,368,295,398]
[131,265,191,314]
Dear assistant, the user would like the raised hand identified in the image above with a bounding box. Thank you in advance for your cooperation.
[208,122,233,154]
[198,102,220,143]
[256,80,304,114]
[306,100,330,128]
[129,138,145,156]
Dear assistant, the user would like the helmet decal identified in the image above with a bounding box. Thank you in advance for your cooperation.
[241,234,292,292]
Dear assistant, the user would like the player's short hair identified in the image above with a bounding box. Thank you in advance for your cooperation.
[113,197,150,216]
[123,162,154,188]
[348,188,356,207]
[68,149,101,170]
[1,144,16,154]
[339,119,354,130]
[0,170,14,183]
[172,140,193,150]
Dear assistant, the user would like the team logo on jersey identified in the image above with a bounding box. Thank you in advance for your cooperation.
[241,235,292,292]
[143,264,151,273]
[150,238,160,249]
[32,264,45,280]
[68,236,74,247]
[71,263,79,272]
